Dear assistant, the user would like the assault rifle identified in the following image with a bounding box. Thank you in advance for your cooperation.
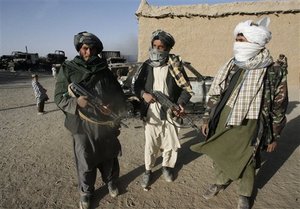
[69,82,128,128]
[151,90,200,133]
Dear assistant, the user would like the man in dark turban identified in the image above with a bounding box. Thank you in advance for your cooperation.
[151,29,175,49]
[74,31,103,54]
[55,31,126,209]
[148,29,175,67]
[134,29,193,189]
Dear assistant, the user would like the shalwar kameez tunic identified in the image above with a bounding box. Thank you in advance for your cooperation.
[144,65,181,170]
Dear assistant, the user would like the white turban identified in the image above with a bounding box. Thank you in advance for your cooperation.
[233,17,272,46]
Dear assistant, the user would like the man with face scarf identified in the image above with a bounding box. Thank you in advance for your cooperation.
[190,17,288,209]
[54,32,126,209]
[134,30,193,189]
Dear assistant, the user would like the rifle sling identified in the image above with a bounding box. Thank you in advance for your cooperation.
[78,110,115,127]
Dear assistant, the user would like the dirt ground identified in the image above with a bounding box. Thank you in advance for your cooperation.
[0,71,299,209]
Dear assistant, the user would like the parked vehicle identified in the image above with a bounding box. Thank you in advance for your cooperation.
[102,51,129,78]
[46,50,67,65]
[1,50,67,72]
[39,50,67,71]
[0,55,13,70]
[115,62,143,117]
[182,61,213,113]
[0,51,39,71]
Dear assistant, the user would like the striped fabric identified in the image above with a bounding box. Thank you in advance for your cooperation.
[226,67,266,125]
[208,49,273,126]
[168,55,194,96]
[32,81,47,103]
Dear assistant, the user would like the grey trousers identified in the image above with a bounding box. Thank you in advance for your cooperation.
[72,123,120,195]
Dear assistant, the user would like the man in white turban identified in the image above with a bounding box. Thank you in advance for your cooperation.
[191,17,288,209]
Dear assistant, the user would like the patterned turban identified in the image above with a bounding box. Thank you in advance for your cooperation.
[151,29,175,50]
[74,31,103,53]
[233,17,272,46]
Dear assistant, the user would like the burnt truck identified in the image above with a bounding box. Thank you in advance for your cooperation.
[101,51,129,77]
[46,50,67,65]
[0,51,39,71]
[0,54,13,70]
[0,50,67,72]
[182,61,213,113]
[39,50,67,71]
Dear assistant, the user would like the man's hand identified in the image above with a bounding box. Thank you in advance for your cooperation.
[99,104,112,116]
[173,104,185,117]
[202,123,209,137]
[143,92,156,104]
[266,141,277,152]
[77,96,88,108]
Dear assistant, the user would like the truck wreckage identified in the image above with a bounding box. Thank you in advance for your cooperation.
[0,50,67,72]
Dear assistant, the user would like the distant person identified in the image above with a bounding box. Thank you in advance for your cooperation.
[134,30,193,189]
[51,65,57,79]
[8,61,15,72]
[31,74,49,115]
[190,17,288,209]
[54,31,126,209]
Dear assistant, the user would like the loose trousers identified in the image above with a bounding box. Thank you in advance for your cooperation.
[214,160,255,197]
[144,121,179,170]
[72,123,120,195]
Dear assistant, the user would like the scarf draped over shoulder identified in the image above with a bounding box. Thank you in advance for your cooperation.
[208,49,273,126]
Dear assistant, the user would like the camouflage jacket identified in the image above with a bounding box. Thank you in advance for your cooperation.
[203,56,288,149]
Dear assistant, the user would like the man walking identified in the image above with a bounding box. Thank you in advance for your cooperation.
[191,17,288,209]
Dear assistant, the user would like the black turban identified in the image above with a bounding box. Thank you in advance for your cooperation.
[74,31,103,54]
[151,29,175,50]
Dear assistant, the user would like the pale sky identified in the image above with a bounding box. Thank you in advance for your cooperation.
[0,0,262,60]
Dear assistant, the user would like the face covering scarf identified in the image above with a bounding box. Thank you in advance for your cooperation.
[149,48,169,67]
[233,42,263,62]
[233,42,273,70]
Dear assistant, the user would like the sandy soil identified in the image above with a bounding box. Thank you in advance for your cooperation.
[0,71,299,209]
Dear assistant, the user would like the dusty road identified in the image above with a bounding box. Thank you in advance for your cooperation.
[0,71,299,209]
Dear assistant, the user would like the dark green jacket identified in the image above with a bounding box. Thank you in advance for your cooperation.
[54,55,126,133]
